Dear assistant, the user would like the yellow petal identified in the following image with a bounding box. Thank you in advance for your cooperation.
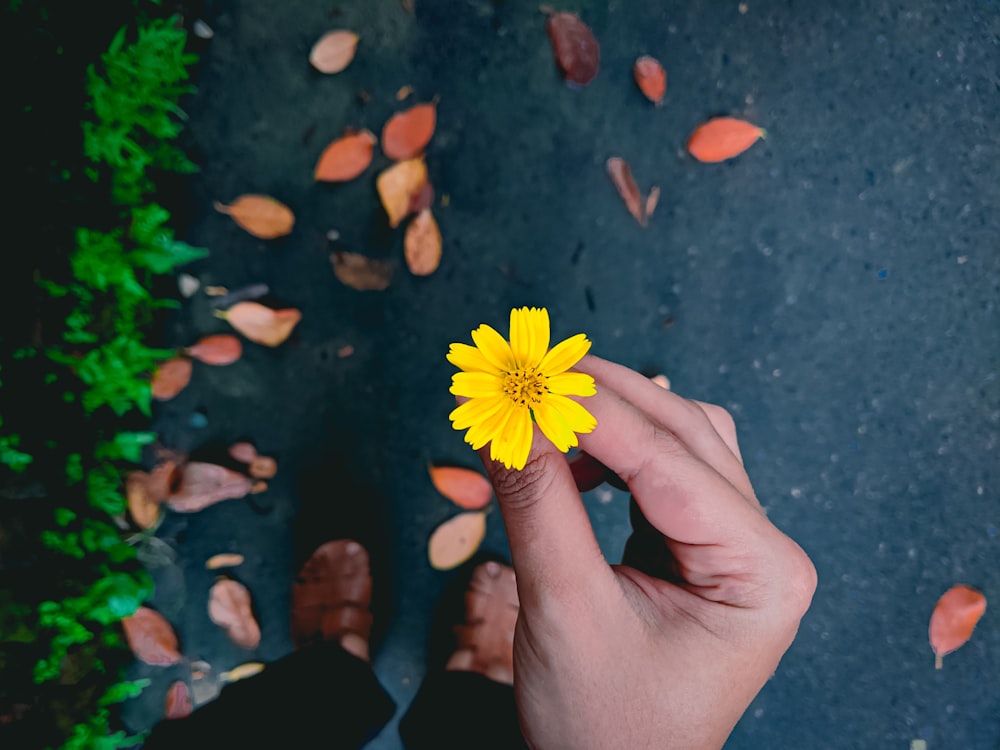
[539,334,591,376]
[465,400,514,450]
[449,395,506,431]
[532,400,577,453]
[450,372,503,398]
[447,343,500,374]
[545,393,598,434]
[546,372,596,397]
[471,324,515,371]
[509,307,550,370]
[488,407,518,465]
[510,406,535,470]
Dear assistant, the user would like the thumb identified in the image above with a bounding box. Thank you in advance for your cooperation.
[479,426,613,608]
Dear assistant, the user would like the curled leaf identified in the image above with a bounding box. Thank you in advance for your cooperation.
[186,334,243,366]
[228,442,258,464]
[545,12,600,86]
[206,553,246,570]
[331,251,393,291]
[214,195,295,239]
[309,30,359,74]
[429,511,487,570]
[314,129,377,182]
[404,209,442,276]
[219,662,266,683]
[429,465,492,510]
[606,157,646,227]
[382,102,437,161]
[687,117,765,163]
[376,158,428,228]
[121,607,181,666]
[208,579,261,649]
[152,357,193,401]
[249,456,278,479]
[633,55,666,105]
[167,462,254,513]
[218,302,302,347]
[929,584,987,668]
[165,681,192,719]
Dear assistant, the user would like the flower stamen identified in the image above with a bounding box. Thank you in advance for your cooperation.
[502,368,548,408]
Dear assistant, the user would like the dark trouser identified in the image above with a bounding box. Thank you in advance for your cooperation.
[144,641,528,749]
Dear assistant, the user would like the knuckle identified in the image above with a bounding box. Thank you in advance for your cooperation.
[781,542,818,618]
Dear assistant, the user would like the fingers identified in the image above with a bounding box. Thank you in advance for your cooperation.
[692,400,744,465]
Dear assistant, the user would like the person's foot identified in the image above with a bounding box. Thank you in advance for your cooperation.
[445,561,519,685]
[291,540,373,662]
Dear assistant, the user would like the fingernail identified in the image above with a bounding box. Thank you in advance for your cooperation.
[346,541,361,555]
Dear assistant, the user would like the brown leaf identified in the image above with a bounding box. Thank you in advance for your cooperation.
[404,209,442,276]
[248,456,278,479]
[219,302,302,347]
[546,12,600,86]
[429,465,492,510]
[929,584,987,668]
[165,681,192,719]
[606,157,646,226]
[633,55,666,105]
[206,553,245,570]
[208,579,261,649]
[337,344,355,358]
[228,442,258,464]
[126,471,163,529]
[396,85,414,101]
[309,30,359,74]
[214,195,295,239]
[687,117,765,163]
[314,129,377,182]
[185,334,243,366]
[152,357,192,401]
[167,462,254,513]
[644,186,661,221]
[428,512,487,570]
[331,251,393,291]
[376,158,428,228]
[121,607,181,666]
[382,102,437,161]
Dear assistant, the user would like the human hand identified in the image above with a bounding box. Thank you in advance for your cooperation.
[476,355,817,750]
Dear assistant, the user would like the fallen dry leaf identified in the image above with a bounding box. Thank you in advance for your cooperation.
[929,584,987,668]
[687,117,765,163]
[606,157,647,226]
[208,579,261,649]
[218,302,302,347]
[206,553,246,570]
[644,186,661,220]
[633,55,666,105]
[249,456,277,479]
[396,85,414,101]
[126,471,165,529]
[337,344,355,358]
[331,251,393,291]
[186,334,243,366]
[121,607,181,666]
[214,195,295,239]
[152,357,193,401]
[429,511,487,570]
[309,30,359,74]
[167,462,254,513]
[228,442,258,464]
[314,129,377,182]
[404,209,442,276]
[219,662,266,684]
[164,681,192,719]
[376,158,428,228]
[430,465,492,510]
[546,12,600,86]
[382,102,437,161]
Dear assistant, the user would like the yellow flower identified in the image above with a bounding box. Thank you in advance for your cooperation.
[447,307,597,471]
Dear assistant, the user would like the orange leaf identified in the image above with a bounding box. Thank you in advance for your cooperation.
[186,334,243,366]
[428,511,487,570]
[404,209,442,276]
[687,117,765,163]
[606,157,646,227]
[633,55,666,105]
[429,465,492,510]
[929,584,987,668]
[152,357,192,401]
[314,130,377,182]
[206,553,245,570]
[382,102,437,161]
[167,461,254,513]
[214,195,295,239]
[376,158,428,228]
[165,681,192,719]
[121,607,181,666]
[228,442,258,464]
[126,471,163,529]
[208,579,261,649]
[309,30,359,74]
[395,85,414,101]
[331,251,393,291]
[219,302,302,346]
[249,455,277,479]
[546,12,600,86]
[644,185,661,220]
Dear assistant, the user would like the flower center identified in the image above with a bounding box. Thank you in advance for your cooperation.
[502,368,548,408]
